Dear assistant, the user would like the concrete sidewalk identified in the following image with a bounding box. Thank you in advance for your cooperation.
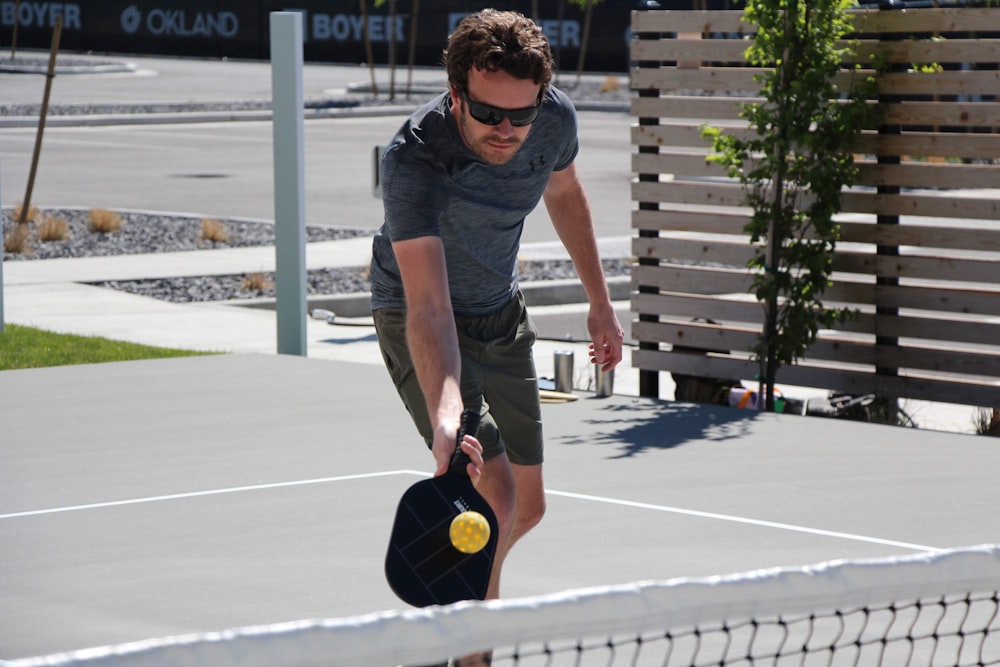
[1,233,642,398]
[3,243,981,433]
[1,224,983,432]
[0,52,642,402]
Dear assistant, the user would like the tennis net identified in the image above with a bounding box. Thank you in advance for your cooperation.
[5,545,998,667]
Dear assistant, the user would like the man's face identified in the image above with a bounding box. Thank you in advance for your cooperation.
[450,68,541,166]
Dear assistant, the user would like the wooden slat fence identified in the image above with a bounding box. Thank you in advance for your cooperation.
[629,7,1000,408]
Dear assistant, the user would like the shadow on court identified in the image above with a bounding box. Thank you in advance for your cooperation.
[552,400,759,457]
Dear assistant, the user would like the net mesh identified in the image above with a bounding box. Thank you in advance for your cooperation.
[5,545,998,667]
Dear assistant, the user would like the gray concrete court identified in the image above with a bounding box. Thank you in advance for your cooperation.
[2,51,999,663]
[2,354,999,660]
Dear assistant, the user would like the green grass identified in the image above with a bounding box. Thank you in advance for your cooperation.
[0,323,218,370]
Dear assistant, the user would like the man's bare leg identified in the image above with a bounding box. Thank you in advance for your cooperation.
[452,457,546,666]
[476,455,546,598]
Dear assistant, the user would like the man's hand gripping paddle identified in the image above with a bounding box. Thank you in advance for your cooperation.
[385,410,499,607]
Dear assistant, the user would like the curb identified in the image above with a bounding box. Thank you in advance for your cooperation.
[0,104,427,128]
[231,275,632,318]
[0,100,629,129]
[0,61,137,75]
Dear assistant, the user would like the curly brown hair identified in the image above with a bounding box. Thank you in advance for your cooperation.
[444,9,555,95]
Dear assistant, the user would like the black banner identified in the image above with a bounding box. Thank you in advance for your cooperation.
[1,1,261,57]
[1,1,743,72]
[262,0,637,72]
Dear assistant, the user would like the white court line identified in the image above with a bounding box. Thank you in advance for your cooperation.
[0,470,424,520]
[1,473,939,552]
[547,489,940,552]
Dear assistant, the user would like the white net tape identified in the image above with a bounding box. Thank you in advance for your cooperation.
[4,545,999,667]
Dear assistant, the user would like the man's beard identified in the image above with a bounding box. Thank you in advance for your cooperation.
[460,114,524,165]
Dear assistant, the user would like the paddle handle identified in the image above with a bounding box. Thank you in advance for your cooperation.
[449,409,482,476]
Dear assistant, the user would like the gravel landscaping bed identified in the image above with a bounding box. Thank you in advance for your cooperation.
[89,259,630,304]
[2,208,365,260]
[3,208,630,303]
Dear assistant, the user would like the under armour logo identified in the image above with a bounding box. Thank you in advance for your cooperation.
[529,155,547,171]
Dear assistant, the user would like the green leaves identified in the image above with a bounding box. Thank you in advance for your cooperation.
[702,0,879,405]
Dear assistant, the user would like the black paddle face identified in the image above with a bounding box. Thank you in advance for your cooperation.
[385,410,498,607]
[385,472,498,606]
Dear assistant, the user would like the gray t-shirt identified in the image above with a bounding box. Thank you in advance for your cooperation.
[369,86,579,316]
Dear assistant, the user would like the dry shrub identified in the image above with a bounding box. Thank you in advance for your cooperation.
[14,202,39,223]
[241,272,274,292]
[974,407,1000,437]
[37,214,70,242]
[3,224,33,254]
[89,208,123,233]
[200,218,230,245]
[599,75,621,93]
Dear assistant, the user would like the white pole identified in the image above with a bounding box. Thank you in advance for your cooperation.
[270,11,307,356]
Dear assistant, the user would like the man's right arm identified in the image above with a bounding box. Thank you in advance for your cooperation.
[392,235,466,475]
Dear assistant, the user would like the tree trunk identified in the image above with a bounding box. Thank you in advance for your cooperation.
[360,0,378,96]
[388,0,397,100]
[575,0,593,87]
[10,0,22,58]
[761,4,797,413]
[555,0,565,84]
[406,0,419,98]
[762,145,787,411]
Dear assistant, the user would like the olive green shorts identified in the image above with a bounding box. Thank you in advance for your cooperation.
[372,292,543,466]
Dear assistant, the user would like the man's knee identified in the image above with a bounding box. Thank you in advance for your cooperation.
[512,472,546,536]
[518,495,546,534]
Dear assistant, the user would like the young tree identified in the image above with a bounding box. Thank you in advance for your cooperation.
[372,0,399,100]
[568,0,604,86]
[359,0,378,96]
[405,0,420,98]
[702,0,879,411]
[368,0,421,100]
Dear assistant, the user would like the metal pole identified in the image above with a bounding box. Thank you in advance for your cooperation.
[270,12,308,356]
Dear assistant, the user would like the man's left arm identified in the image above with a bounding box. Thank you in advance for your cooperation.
[543,163,624,371]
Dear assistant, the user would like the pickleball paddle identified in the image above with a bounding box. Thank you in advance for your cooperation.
[385,410,499,607]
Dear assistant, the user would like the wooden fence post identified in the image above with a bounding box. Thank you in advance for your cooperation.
[634,1,663,399]
[875,0,905,422]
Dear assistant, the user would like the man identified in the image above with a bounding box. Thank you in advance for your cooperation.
[370,8,623,602]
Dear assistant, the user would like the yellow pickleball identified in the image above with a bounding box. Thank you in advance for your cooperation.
[449,511,491,554]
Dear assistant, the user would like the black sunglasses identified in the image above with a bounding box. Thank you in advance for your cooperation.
[461,90,542,127]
